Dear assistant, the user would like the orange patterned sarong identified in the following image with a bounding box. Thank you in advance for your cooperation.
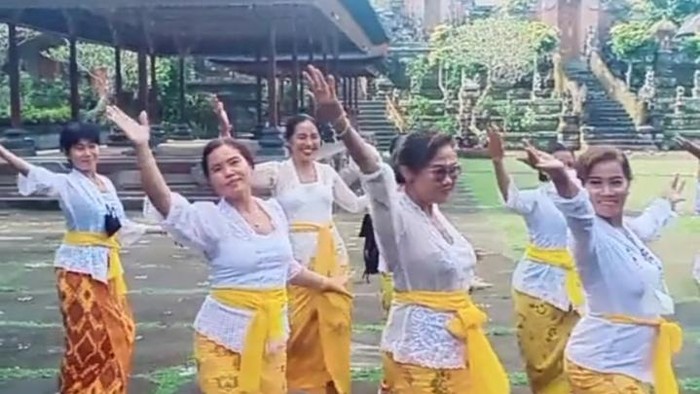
[57,269,135,394]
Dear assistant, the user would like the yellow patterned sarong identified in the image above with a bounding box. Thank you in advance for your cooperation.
[287,222,353,394]
[194,333,286,394]
[382,352,473,393]
[390,291,510,394]
[566,360,651,394]
[380,272,394,315]
[195,287,287,393]
[513,290,579,394]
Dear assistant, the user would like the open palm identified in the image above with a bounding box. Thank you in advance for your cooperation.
[303,65,345,125]
[665,173,686,206]
[106,106,150,146]
[523,142,565,173]
[486,125,505,160]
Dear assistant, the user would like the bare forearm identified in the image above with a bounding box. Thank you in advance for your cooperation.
[288,268,327,290]
[551,170,579,199]
[0,145,31,176]
[492,159,510,202]
[134,144,172,216]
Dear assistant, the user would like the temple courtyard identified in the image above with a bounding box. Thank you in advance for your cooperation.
[0,152,698,393]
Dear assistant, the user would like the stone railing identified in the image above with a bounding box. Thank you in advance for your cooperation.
[589,51,646,126]
[386,93,407,134]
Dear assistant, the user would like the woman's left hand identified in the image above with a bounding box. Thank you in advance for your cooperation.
[303,65,345,126]
[664,173,686,209]
[323,274,352,297]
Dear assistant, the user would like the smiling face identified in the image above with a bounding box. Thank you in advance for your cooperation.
[584,159,630,221]
[402,144,461,205]
[66,138,100,173]
[288,119,321,163]
[205,144,253,201]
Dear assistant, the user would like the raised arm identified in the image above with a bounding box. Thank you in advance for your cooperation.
[212,96,233,139]
[106,106,172,217]
[303,66,379,174]
[487,127,537,214]
[0,144,66,197]
[626,174,683,242]
[330,166,369,213]
[0,144,31,177]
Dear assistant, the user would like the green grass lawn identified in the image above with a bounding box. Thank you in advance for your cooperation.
[461,152,700,299]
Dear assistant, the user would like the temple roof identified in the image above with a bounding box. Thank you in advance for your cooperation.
[0,0,389,57]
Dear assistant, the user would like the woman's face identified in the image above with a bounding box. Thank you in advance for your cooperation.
[288,120,321,163]
[206,144,253,200]
[67,139,100,173]
[402,144,461,205]
[584,159,630,220]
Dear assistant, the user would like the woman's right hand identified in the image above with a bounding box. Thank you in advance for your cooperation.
[524,141,566,176]
[106,106,150,147]
[486,125,505,162]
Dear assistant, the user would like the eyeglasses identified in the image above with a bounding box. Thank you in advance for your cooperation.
[428,164,462,182]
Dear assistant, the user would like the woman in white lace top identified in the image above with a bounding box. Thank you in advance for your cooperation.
[106,106,349,394]
[303,65,510,393]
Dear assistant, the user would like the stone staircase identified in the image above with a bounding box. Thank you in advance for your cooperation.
[565,62,655,150]
[357,98,400,152]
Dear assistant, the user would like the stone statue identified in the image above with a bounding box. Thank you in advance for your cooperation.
[692,70,700,98]
[674,86,685,115]
[638,67,657,104]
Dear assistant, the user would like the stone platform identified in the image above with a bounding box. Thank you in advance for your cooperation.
[0,140,349,210]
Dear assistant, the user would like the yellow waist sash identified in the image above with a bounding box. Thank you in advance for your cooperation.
[211,287,287,393]
[525,244,584,307]
[63,231,126,295]
[394,291,510,394]
[290,221,352,393]
[604,314,683,394]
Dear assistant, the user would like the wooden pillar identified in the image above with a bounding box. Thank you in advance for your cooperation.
[291,28,300,114]
[69,37,80,121]
[178,56,186,123]
[149,54,158,120]
[137,49,148,112]
[353,77,360,111]
[255,50,263,125]
[322,36,329,73]
[347,77,353,109]
[8,24,21,127]
[114,47,123,106]
[267,25,278,126]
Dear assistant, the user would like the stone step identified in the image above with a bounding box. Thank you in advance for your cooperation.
[584,138,654,145]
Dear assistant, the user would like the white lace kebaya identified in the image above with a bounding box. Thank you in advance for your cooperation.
[18,164,146,282]
[361,162,476,369]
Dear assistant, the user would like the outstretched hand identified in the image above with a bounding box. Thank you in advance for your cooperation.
[486,125,505,161]
[302,65,345,126]
[105,106,150,147]
[523,140,565,174]
[664,173,686,207]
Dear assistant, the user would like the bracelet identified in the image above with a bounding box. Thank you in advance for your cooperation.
[336,122,352,139]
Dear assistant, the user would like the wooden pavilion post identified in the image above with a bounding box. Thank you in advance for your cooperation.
[137,49,148,112]
[178,56,186,123]
[8,23,21,127]
[255,50,263,126]
[69,37,80,121]
[114,47,123,107]
[353,77,360,112]
[291,25,300,114]
[149,54,158,121]
[267,25,278,126]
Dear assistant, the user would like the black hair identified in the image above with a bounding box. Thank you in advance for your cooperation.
[201,137,255,178]
[284,114,317,141]
[59,122,101,154]
[395,131,454,180]
[389,134,408,184]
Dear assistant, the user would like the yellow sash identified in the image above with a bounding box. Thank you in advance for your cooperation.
[394,291,510,394]
[63,231,126,295]
[604,314,683,394]
[211,287,287,393]
[290,221,352,393]
[525,244,584,307]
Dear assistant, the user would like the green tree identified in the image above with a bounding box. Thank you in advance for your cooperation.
[629,0,700,23]
[500,0,538,17]
[609,21,657,86]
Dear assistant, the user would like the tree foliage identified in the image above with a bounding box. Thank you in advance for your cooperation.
[628,0,700,24]
[500,0,538,17]
[609,21,657,62]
